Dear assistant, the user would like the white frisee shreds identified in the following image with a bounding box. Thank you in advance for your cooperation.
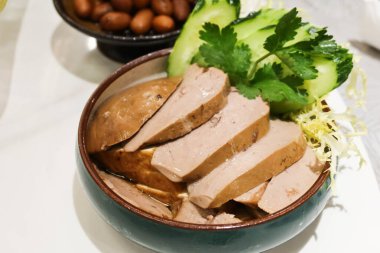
[289,61,367,188]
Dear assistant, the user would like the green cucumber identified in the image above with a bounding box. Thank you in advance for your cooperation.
[271,58,338,113]
[167,0,240,77]
[232,9,287,41]
[231,10,343,113]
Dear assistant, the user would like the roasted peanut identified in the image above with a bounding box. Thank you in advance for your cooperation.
[133,0,150,10]
[74,0,93,18]
[130,9,154,34]
[73,0,193,35]
[152,15,175,33]
[172,0,190,22]
[151,0,173,16]
[100,12,131,31]
[91,2,113,21]
[111,0,133,13]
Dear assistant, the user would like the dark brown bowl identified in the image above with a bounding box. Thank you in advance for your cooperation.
[53,0,181,62]
[76,48,332,252]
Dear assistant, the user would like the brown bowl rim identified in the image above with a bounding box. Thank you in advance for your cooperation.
[78,48,331,231]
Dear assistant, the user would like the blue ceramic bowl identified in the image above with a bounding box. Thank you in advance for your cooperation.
[76,48,331,253]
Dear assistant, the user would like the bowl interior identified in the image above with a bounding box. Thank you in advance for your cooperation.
[78,48,331,230]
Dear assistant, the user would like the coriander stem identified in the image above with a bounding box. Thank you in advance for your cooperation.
[248,52,272,80]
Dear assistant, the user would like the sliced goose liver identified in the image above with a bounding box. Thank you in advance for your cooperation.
[151,92,269,182]
[174,199,242,224]
[234,182,268,207]
[87,77,181,153]
[258,146,324,214]
[188,120,307,209]
[124,65,230,152]
[93,147,185,193]
[97,170,173,219]
[209,213,242,224]
[174,198,214,224]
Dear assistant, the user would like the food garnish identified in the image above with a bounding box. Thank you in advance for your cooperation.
[168,0,366,180]
[190,8,353,113]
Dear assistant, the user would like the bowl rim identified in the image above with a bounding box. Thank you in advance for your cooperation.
[53,0,181,44]
[78,48,331,231]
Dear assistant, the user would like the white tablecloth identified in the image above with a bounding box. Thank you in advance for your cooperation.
[1,0,380,252]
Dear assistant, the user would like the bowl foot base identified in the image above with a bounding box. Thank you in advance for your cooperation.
[97,41,174,63]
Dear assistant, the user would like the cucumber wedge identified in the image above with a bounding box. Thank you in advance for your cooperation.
[231,10,345,113]
[271,58,338,113]
[167,0,240,77]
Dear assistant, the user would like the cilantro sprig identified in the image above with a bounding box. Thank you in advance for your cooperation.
[196,23,252,85]
[192,7,352,112]
[236,63,307,105]
[250,8,318,80]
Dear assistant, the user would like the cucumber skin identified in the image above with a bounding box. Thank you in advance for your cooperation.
[167,0,240,77]
[271,58,338,114]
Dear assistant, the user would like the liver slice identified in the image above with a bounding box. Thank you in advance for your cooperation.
[97,170,173,219]
[124,65,229,152]
[209,213,242,224]
[188,120,307,208]
[234,182,268,207]
[151,92,269,182]
[258,146,324,214]
[93,147,185,193]
[174,199,214,224]
[174,199,242,224]
[87,77,181,153]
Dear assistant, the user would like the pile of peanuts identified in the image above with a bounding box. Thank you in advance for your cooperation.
[73,0,195,35]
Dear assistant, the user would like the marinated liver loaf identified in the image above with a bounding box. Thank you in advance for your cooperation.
[174,199,242,224]
[151,92,270,182]
[124,64,230,152]
[93,147,185,193]
[209,213,242,224]
[188,120,307,209]
[234,182,268,207]
[97,170,173,219]
[174,198,214,224]
[258,146,324,214]
[87,76,181,153]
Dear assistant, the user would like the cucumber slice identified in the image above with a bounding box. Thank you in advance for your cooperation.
[232,11,341,113]
[303,57,338,101]
[232,9,287,41]
[271,57,338,113]
[167,0,240,77]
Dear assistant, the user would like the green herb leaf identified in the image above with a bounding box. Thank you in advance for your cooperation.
[280,74,304,87]
[275,48,318,80]
[196,23,252,84]
[309,38,353,86]
[237,79,308,104]
[264,8,302,53]
[238,63,308,105]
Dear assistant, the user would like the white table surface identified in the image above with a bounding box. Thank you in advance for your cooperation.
[1,0,380,252]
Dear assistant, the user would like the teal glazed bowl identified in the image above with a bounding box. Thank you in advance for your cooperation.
[76,48,331,253]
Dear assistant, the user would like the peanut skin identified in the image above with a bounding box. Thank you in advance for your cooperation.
[133,0,150,10]
[172,0,190,22]
[100,12,131,32]
[152,15,175,33]
[74,0,93,18]
[111,0,133,13]
[151,0,173,16]
[91,2,113,21]
[130,9,154,35]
